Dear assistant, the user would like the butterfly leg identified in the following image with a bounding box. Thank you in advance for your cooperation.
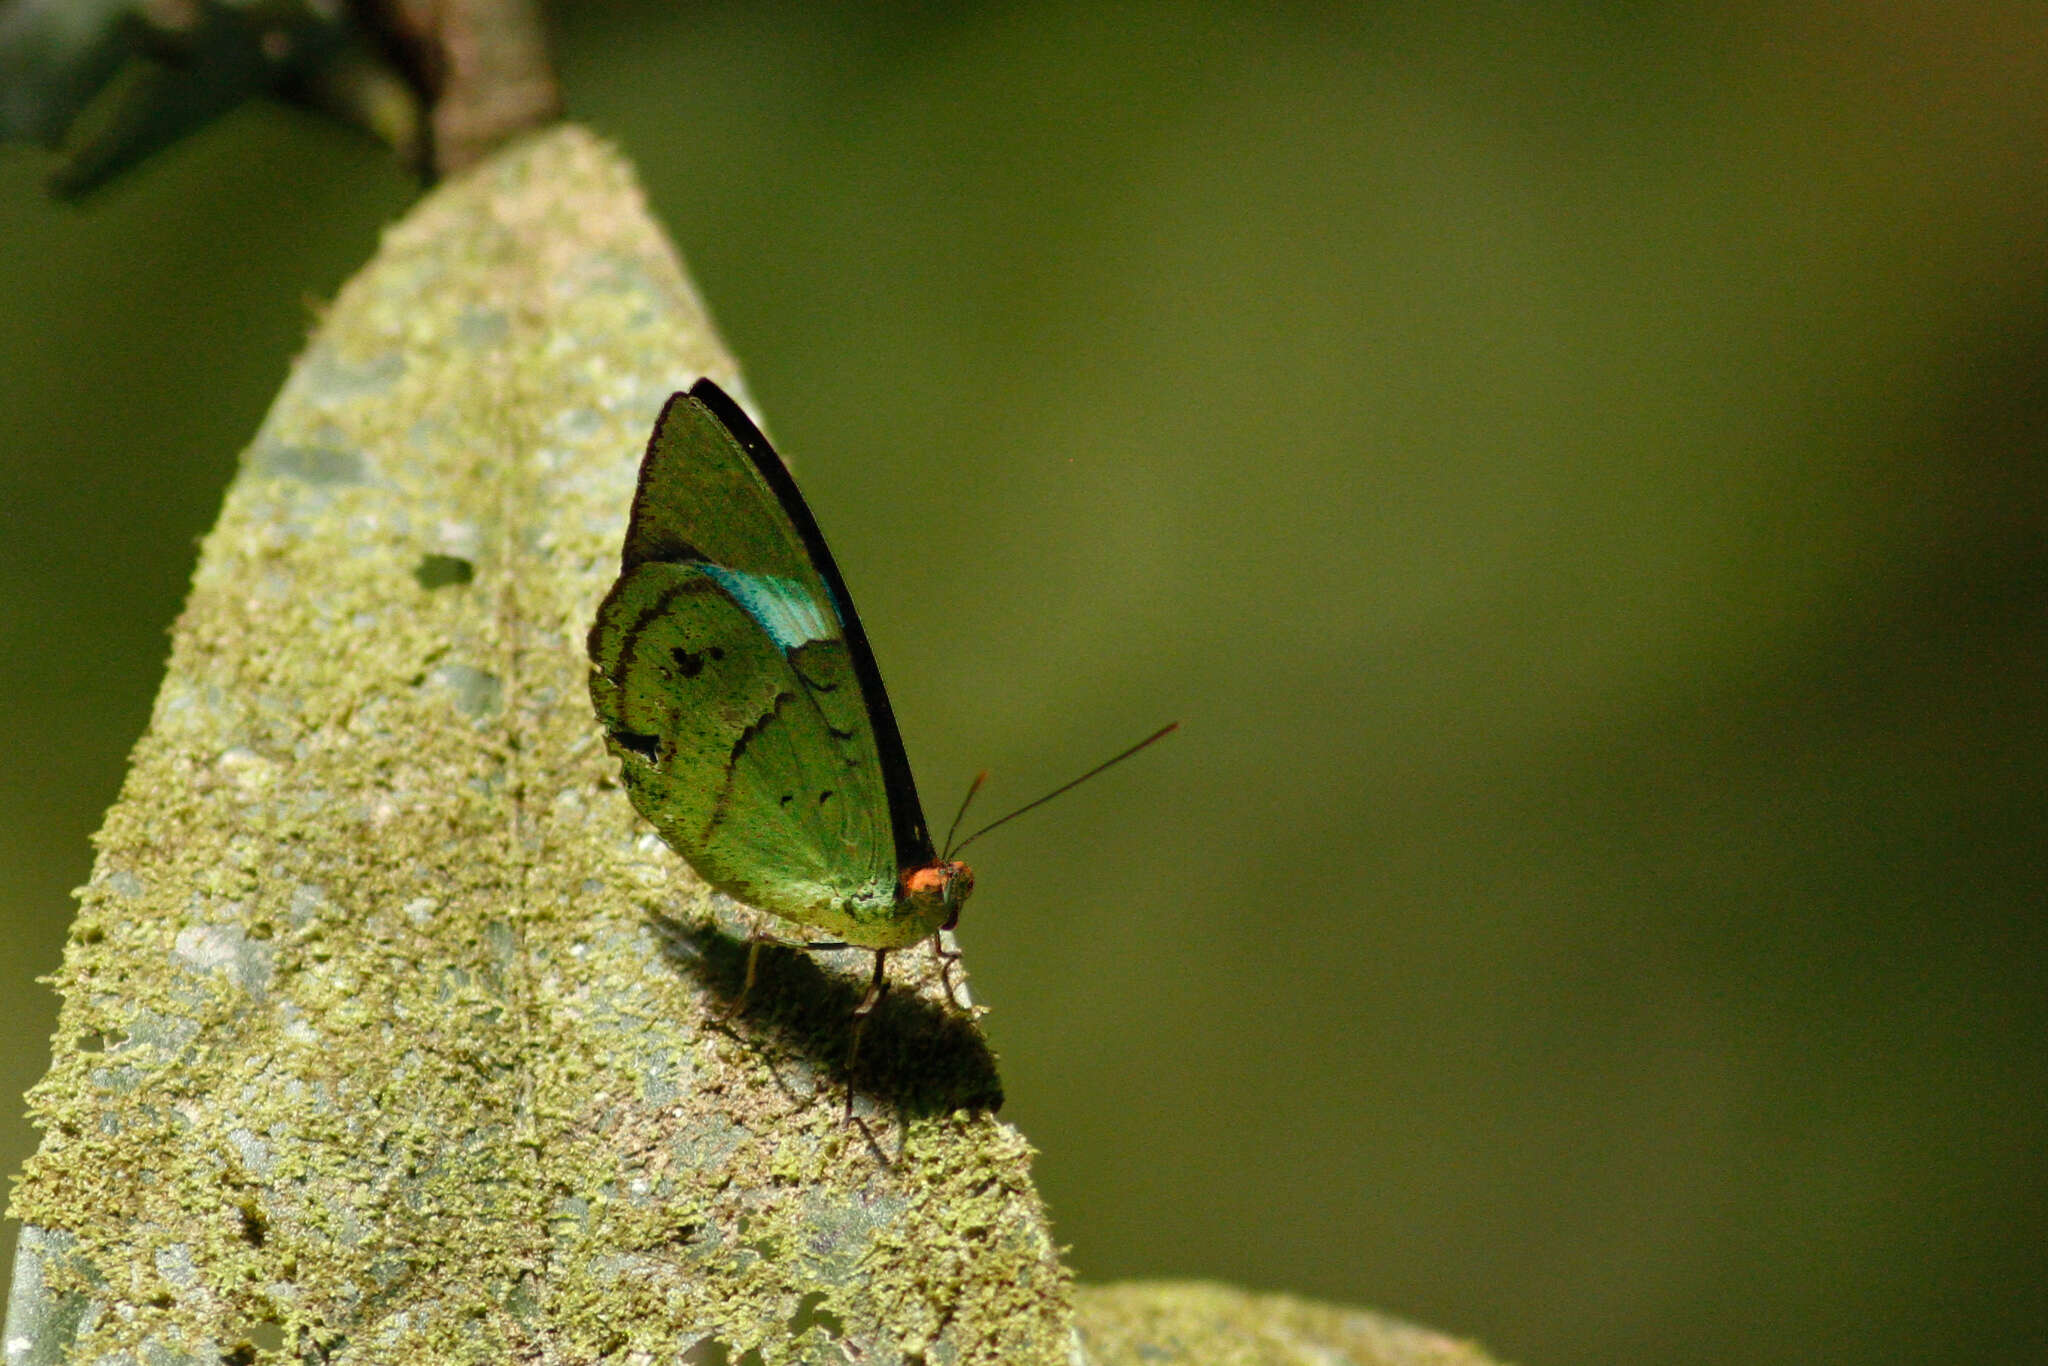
[715,928,772,1022]
[928,931,971,1012]
[741,935,762,1000]
[719,929,854,1022]
[843,949,890,1121]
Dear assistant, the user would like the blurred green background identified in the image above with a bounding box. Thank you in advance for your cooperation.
[5,4,2047,1363]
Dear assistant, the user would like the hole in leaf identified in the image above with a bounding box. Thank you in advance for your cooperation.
[680,1337,730,1366]
[788,1290,844,1338]
[413,554,475,589]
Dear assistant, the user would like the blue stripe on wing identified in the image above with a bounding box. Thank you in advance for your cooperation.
[700,563,840,655]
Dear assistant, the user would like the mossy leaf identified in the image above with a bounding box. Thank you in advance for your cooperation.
[4,126,1070,1366]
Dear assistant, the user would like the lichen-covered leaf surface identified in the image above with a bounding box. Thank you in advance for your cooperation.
[5,126,1069,1366]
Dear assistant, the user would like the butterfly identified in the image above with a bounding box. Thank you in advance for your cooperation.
[587,379,972,1022]
[588,379,1175,1049]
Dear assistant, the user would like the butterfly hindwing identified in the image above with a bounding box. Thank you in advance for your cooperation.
[591,558,893,917]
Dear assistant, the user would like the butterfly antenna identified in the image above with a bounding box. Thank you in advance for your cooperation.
[949,722,1179,858]
[940,770,991,861]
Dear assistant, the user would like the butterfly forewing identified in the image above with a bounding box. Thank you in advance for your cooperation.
[619,390,832,604]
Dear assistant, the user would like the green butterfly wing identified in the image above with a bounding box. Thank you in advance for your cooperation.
[588,382,947,949]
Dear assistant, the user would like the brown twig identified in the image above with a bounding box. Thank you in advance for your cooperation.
[361,0,561,176]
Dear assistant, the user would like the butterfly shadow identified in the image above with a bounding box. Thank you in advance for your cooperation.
[646,912,1004,1123]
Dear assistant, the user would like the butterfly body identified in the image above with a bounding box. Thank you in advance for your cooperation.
[587,380,972,951]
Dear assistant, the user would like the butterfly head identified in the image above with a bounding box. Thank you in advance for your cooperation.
[903,860,975,930]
